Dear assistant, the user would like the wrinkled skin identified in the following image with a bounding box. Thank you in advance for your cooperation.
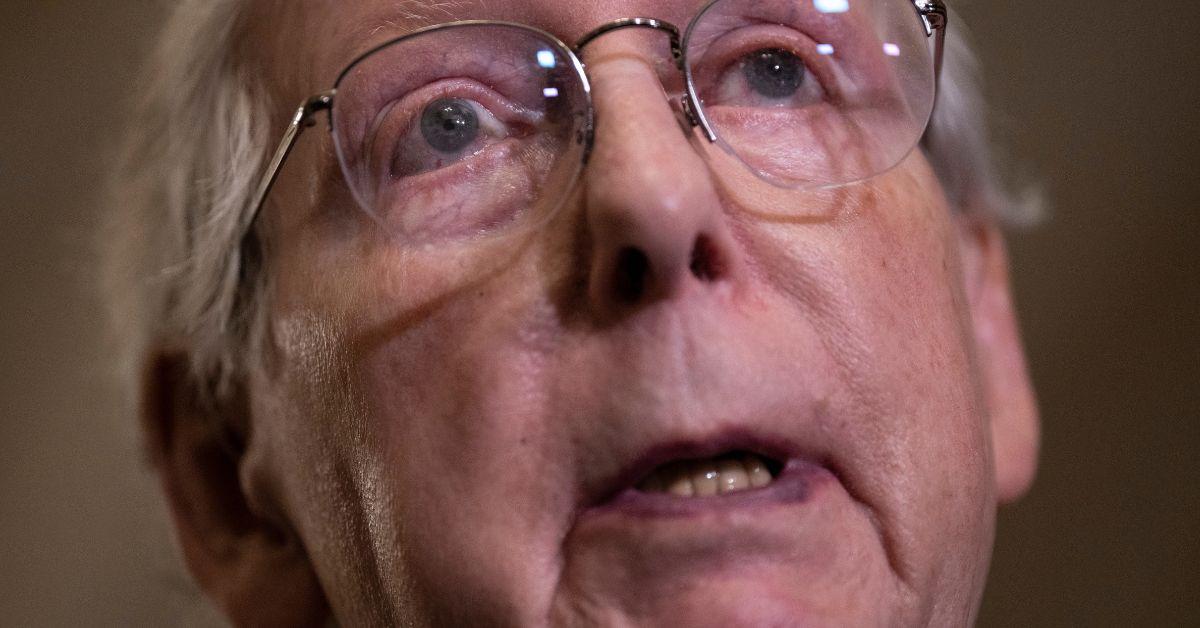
[147,1,1039,626]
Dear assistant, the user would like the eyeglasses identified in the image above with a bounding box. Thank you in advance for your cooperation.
[244,0,948,246]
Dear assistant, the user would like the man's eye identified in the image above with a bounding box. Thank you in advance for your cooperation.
[386,94,511,179]
[420,97,481,153]
[741,48,806,99]
[704,42,826,109]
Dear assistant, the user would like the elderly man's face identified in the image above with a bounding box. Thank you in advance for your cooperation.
[154,0,1038,625]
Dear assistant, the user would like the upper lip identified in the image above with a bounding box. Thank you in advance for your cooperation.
[580,426,816,509]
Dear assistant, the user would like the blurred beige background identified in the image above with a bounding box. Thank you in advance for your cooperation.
[2,1,1197,626]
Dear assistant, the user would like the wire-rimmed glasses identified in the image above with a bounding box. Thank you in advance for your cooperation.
[245,0,948,246]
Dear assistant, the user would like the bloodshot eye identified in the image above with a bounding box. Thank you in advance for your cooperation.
[742,48,806,99]
[420,98,480,153]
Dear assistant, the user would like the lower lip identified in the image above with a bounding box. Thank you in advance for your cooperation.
[587,459,833,519]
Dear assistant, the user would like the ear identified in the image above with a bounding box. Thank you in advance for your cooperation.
[141,351,330,626]
[956,218,1040,504]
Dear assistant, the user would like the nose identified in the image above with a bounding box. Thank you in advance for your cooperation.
[581,50,743,319]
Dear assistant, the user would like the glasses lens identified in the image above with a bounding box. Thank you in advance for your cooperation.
[685,0,936,190]
[331,24,589,245]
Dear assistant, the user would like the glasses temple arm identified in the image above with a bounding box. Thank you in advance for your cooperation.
[240,91,335,238]
[916,0,948,86]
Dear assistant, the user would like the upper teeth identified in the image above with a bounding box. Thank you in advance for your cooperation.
[636,453,775,496]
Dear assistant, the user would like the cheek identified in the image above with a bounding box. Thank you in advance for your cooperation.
[877,174,993,487]
[852,166,989,462]
[747,157,986,444]
[356,291,550,460]
[252,311,407,623]
[261,219,574,618]
[338,247,580,620]
[261,277,572,622]
[344,233,560,457]
[736,158,995,594]
[852,185,994,508]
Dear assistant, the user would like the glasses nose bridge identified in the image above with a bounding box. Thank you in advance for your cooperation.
[573,17,685,69]
[573,17,715,162]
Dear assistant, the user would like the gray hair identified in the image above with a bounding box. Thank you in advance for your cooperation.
[104,0,1039,406]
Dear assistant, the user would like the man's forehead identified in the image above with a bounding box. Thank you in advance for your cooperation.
[256,0,706,88]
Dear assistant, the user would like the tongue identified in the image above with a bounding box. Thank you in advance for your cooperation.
[637,453,774,496]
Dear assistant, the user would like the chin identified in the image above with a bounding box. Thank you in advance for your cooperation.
[549,565,894,627]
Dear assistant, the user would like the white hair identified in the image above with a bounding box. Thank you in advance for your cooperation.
[105,0,265,403]
[104,0,1040,406]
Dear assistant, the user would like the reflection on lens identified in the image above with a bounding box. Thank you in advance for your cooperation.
[685,0,936,191]
[331,24,588,244]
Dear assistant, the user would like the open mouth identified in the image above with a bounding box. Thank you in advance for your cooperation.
[585,436,825,518]
[634,451,784,497]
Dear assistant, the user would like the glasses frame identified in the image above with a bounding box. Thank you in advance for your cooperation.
[240,0,948,240]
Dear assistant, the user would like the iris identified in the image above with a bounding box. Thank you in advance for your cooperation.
[420,98,480,153]
[742,48,805,99]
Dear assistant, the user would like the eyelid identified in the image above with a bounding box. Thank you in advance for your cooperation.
[693,23,844,102]
[363,79,541,180]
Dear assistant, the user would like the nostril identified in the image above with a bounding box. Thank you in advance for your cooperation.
[613,247,650,303]
[689,234,724,282]
[603,236,727,308]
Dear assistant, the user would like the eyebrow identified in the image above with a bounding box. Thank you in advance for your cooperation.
[339,0,479,68]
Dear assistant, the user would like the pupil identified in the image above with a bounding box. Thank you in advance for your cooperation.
[743,48,804,99]
[420,98,479,153]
